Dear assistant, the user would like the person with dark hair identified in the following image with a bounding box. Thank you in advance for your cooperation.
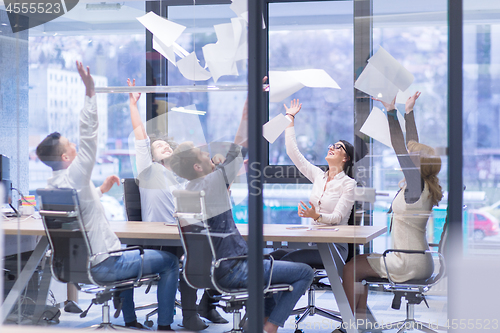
[36,62,179,331]
[126,79,227,330]
[169,97,314,333]
[341,92,443,319]
[271,99,356,265]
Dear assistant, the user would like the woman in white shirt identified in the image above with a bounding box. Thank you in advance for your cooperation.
[272,99,356,264]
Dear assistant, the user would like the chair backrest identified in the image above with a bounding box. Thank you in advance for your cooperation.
[173,189,218,291]
[122,178,142,221]
[37,188,92,285]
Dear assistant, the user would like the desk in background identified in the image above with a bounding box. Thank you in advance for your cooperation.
[2,218,386,332]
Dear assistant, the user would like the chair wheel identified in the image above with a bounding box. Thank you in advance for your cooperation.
[144,320,154,327]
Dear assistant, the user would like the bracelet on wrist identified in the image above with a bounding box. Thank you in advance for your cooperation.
[286,113,295,119]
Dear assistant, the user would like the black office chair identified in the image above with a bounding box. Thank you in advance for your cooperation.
[361,216,449,333]
[122,178,142,222]
[173,189,293,333]
[37,188,159,329]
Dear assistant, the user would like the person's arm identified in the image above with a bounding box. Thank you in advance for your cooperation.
[126,78,154,176]
[317,179,356,225]
[127,78,147,140]
[96,175,120,197]
[234,99,248,147]
[404,91,421,144]
[67,61,98,188]
[217,144,245,187]
[284,99,323,182]
[378,97,422,203]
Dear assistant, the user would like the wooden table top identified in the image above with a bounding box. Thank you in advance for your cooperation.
[2,216,387,244]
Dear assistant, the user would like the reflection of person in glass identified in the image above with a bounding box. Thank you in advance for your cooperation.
[126,79,227,330]
[271,99,356,265]
[342,92,443,317]
[169,98,314,333]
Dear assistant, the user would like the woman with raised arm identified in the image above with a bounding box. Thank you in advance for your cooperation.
[341,92,443,318]
[272,99,356,265]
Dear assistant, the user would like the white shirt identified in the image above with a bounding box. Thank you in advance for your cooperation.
[46,95,121,264]
[134,137,182,223]
[285,127,356,225]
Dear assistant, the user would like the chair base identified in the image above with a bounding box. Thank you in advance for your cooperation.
[291,305,342,326]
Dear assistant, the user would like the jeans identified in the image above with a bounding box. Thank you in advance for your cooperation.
[90,249,179,326]
[217,259,314,327]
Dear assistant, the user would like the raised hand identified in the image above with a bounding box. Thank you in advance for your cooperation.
[372,96,396,111]
[76,61,95,97]
[405,91,421,114]
[100,175,120,194]
[284,99,302,117]
[127,78,141,106]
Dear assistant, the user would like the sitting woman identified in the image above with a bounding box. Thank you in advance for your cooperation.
[272,99,356,264]
[342,91,443,317]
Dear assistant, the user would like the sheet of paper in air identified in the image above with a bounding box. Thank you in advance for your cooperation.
[230,0,248,21]
[177,52,212,81]
[153,35,177,66]
[231,17,248,61]
[354,46,414,104]
[263,113,292,144]
[359,106,406,148]
[396,87,415,105]
[269,69,341,103]
[137,12,186,46]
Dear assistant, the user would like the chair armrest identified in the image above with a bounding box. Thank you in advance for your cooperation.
[108,246,144,256]
[382,249,439,285]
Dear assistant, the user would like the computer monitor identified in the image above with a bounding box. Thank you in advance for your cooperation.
[0,154,12,204]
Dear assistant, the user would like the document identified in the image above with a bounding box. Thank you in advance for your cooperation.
[137,12,185,47]
[354,46,414,103]
[269,69,341,103]
[153,35,177,66]
[359,106,405,148]
[177,52,212,81]
[230,0,248,21]
[262,113,292,144]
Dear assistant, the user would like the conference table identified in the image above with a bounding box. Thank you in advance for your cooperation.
[2,217,386,333]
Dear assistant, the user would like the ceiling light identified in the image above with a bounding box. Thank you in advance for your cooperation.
[86,2,122,10]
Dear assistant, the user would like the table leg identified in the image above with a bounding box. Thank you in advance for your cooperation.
[317,243,358,333]
[1,237,49,324]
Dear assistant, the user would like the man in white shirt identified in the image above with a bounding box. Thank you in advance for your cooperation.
[35,62,179,331]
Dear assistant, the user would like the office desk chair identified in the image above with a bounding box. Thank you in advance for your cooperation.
[173,189,293,333]
[37,188,159,329]
[362,216,449,333]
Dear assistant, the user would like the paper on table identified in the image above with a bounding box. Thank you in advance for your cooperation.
[153,35,177,66]
[354,46,414,104]
[269,69,340,103]
[262,113,292,144]
[137,12,185,47]
[177,52,212,81]
[359,106,406,148]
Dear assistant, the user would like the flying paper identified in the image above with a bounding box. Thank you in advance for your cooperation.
[359,106,405,148]
[269,69,341,103]
[153,35,177,66]
[263,113,292,144]
[177,52,212,81]
[137,12,185,47]
[354,46,414,103]
[230,0,248,22]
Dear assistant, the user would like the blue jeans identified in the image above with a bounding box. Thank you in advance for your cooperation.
[90,249,179,326]
[217,259,314,327]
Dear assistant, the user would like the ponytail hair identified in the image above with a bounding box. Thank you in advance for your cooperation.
[339,139,354,179]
